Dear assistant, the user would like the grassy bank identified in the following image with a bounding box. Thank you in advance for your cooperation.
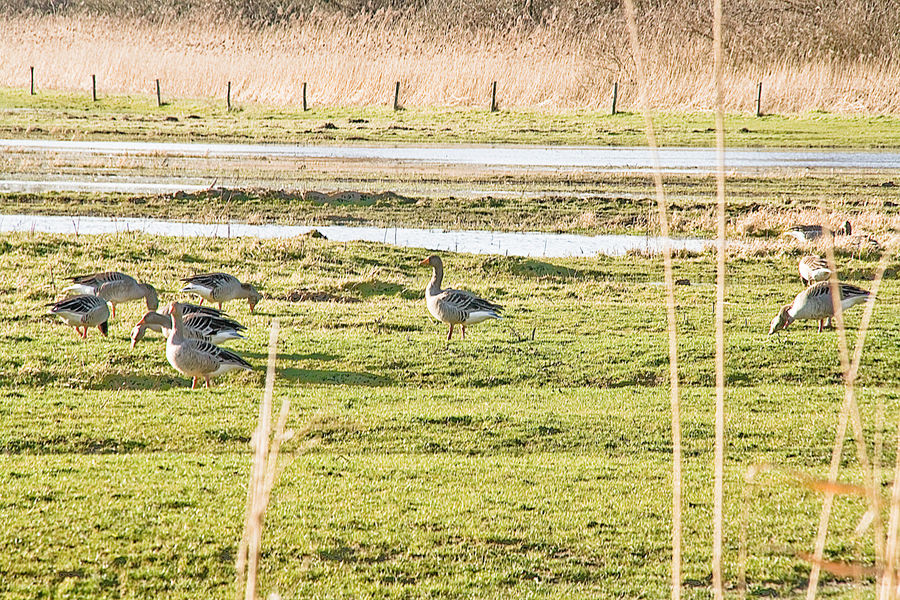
[1,232,898,597]
[3,171,900,240]
[4,88,900,147]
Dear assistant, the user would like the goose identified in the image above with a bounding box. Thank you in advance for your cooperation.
[798,255,832,286]
[421,255,503,340]
[48,294,110,339]
[782,221,851,242]
[64,271,158,317]
[164,302,252,389]
[130,309,246,348]
[181,273,261,312]
[769,281,871,334]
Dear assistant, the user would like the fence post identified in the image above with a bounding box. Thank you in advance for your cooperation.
[393,81,400,111]
[227,81,231,111]
[302,82,308,111]
[30,66,34,95]
[156,79,162,107]
[612,81,618,115]
[490,81,498,112]
[756,82,763,117]
[92,74,97,102]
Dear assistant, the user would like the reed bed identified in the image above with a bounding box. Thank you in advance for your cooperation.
[2,11,900,112]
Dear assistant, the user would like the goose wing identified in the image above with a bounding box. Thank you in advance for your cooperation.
[181,273,237,289]
[186,339,252,370]
[436,288,503,317]
[183,313,246,336]
[49,294,109,324]
[69,271,135,288]
[181,302,230,318]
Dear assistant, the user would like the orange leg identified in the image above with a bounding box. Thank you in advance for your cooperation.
[218,303,223,310]
[447,324,454,340]
[191,377,197,389]
[81,327,88,339]
[461,325,467,339]
[204,376,212,388]
[198,298,204,306]
[111,303,116,318]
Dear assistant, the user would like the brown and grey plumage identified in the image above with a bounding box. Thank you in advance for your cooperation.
[64,271,158,317]
[164,302,252,389]
[421,255,503,340]
[48,294,110,339]
[783,221,851,242]
[130,309,246,348]
[181,273,261,313]
[798,255,832,287]
[769,281,872,334]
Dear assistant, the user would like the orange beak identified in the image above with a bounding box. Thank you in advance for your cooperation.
[420,258,430,265]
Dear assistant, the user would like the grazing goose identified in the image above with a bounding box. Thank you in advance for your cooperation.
[48,294,110,339]
[769,281,871,334]
[164,302,252,389]
[65,271,158,317]
[181,273,261,312]
[421,255,503,340]
[798,255,832,286]
[130,309,246,348]
[782,221,851,242]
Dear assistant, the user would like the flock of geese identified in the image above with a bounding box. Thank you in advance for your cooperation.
[46,228,873,387]
[46,256,504,388]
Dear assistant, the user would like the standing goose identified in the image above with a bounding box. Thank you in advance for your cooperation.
[421,255,503,340]
[798,255,832,286]
[769,281,872,334]
[48,294,110,339]
[65,271,158,317]
[130,310,246,348]
[181,273,261,312]
[164,302,252,389]
[782,221,851,242]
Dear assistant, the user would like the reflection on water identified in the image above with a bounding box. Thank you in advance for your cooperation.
[3,139,900,171]
[0,214,711,258]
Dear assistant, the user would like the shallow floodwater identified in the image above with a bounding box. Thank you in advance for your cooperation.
[3,139,900,171]
[0,214,711,258]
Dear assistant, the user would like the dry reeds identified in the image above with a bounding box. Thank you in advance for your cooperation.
[2,6,900,112]
[620,1,683,597]
[236,319,291,600]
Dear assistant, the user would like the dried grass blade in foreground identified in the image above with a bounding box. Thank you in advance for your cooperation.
[236,319,282,600]
[711,0,728,597]
[806,254,890,599]
[620,2,683,597]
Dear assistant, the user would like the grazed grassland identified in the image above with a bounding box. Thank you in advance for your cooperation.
[4,88,900,147]
[1,232,898,598]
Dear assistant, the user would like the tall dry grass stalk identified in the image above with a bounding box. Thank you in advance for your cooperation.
[711,0,727,596]
[236,319,292,600]
[620,2,682,598]
[2,13,900,112]
[806,249,892,599]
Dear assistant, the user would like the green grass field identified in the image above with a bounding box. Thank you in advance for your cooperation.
[4,87,900,148]
[1,232,897,598]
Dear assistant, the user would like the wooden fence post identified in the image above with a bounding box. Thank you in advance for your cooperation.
[30,67,34,95]
[156,79,162,107]
[756,82,763,117]
[393,81,400,111]
[92,75,97,102]
[227,81,231,111]
[612,82,618,115]
[302,82,308,111]
[490,81,498,112]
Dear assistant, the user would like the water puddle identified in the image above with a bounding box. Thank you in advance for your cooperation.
[0,214,711,258]
[3,139,900,171]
